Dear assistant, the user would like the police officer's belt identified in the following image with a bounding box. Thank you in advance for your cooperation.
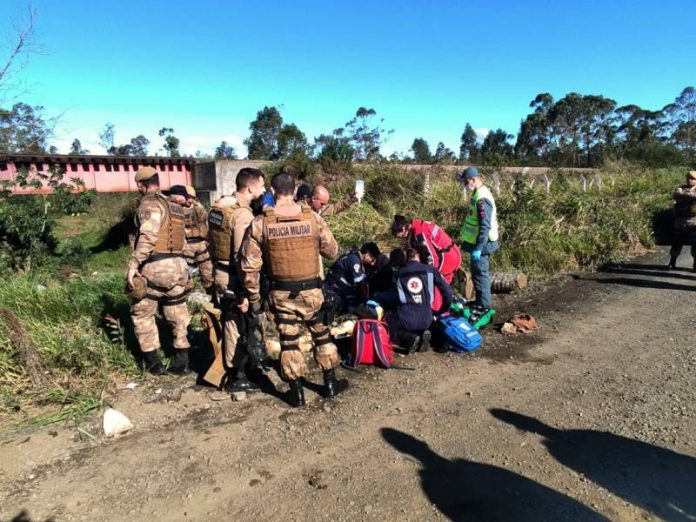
[269,278,322,292]
[145,253,184,263]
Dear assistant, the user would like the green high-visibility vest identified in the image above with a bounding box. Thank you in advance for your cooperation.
[460,186,499,245]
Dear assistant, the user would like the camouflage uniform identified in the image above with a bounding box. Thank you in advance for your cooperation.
[669,181,696,267]
[183,200,213,289]
[208,195,255,368]
[240,203,339,382]
[129,193,191,353]
[319,195,356,218]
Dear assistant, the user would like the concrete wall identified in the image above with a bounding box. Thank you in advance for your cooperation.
[0,154,193,195]
[196,159,268,204]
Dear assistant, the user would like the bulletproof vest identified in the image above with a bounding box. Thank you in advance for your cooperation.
[136,194,186,255]
[262,204,320,282]
[185,203,207,239]
[207,198,241,262]
[396,266,435,308]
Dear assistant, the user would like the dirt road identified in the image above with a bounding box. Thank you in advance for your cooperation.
[1,252,695,521]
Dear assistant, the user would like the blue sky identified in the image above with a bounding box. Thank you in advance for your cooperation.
[2,0,695,157]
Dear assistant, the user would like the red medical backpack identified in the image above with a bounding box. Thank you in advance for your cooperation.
[350,319,394,368]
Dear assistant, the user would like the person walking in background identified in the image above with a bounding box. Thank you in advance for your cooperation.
[668,170,696,271]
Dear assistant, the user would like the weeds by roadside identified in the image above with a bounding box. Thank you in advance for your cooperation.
[0,162,685,424]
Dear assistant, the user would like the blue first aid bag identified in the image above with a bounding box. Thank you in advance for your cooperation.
[435,313,482,352]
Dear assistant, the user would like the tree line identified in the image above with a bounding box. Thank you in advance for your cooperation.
[1,7,694,168]
[3,87,694,169]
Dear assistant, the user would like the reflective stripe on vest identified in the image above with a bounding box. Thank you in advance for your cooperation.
[396,270,435,308]
[460,185,499,245]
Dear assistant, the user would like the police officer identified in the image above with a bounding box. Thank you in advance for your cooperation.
[240,171,344,407]
[668,170,696,271]
[310,184,357,218]
[127,167,192,375]
[207,168,266,392]
[458,166,499,310]
[169,185,213,291]
[376,248,453,353]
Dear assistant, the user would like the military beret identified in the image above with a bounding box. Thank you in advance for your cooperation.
[185,185,196,198]
[135,166,158,182]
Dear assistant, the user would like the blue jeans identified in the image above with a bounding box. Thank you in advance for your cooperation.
[462,241,498,308]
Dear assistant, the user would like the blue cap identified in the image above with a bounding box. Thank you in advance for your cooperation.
[459,166,480,180]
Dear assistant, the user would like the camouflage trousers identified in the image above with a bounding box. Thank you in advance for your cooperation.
[269,288,339,381]
[185,239,213,289]
[214,264,244,369]
[130,257,191,353]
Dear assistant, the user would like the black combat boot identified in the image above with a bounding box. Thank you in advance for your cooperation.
[417,330,432,352]
[168,349,191,375]
[225,368,260,394]
[142,351,167,376]
[667,256,678,270]
[287,379,306,408]
[396,332,420,354]
[323,369,349,399]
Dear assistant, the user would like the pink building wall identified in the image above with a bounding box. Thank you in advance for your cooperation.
[0,154,193,195]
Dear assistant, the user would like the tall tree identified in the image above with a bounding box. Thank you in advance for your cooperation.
[0,102,51,153]
[459,123,479,161]
[481,129,513,163]
[344,107,392,161]
[214,140,237,159]
[159,127,180,157]
[98,123,115,154]
[128,135,149,156]
[277,123,308,158]
[69,138,88,154]
[664,86,696,160]
[433,142,456,163]
[515,93,554,162]
[410,137,432,163]
[244,106,283,160]
[313,128,354,171]
[0,4,39,99]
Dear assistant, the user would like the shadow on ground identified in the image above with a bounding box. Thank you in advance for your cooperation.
[381,427,607,521]
[491,409,696,522]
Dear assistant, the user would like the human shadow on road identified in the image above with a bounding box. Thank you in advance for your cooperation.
[491,409,696,522]
[601,265,696,282]
[380,428,608,521]
[594,277,696,292]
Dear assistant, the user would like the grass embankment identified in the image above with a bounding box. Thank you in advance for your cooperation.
[0,164,683,422]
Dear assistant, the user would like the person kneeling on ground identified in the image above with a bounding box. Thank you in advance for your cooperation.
[374,248,453,353]
[324,243,378,315]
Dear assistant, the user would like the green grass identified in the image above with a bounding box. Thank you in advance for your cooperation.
[0,162,685,422]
